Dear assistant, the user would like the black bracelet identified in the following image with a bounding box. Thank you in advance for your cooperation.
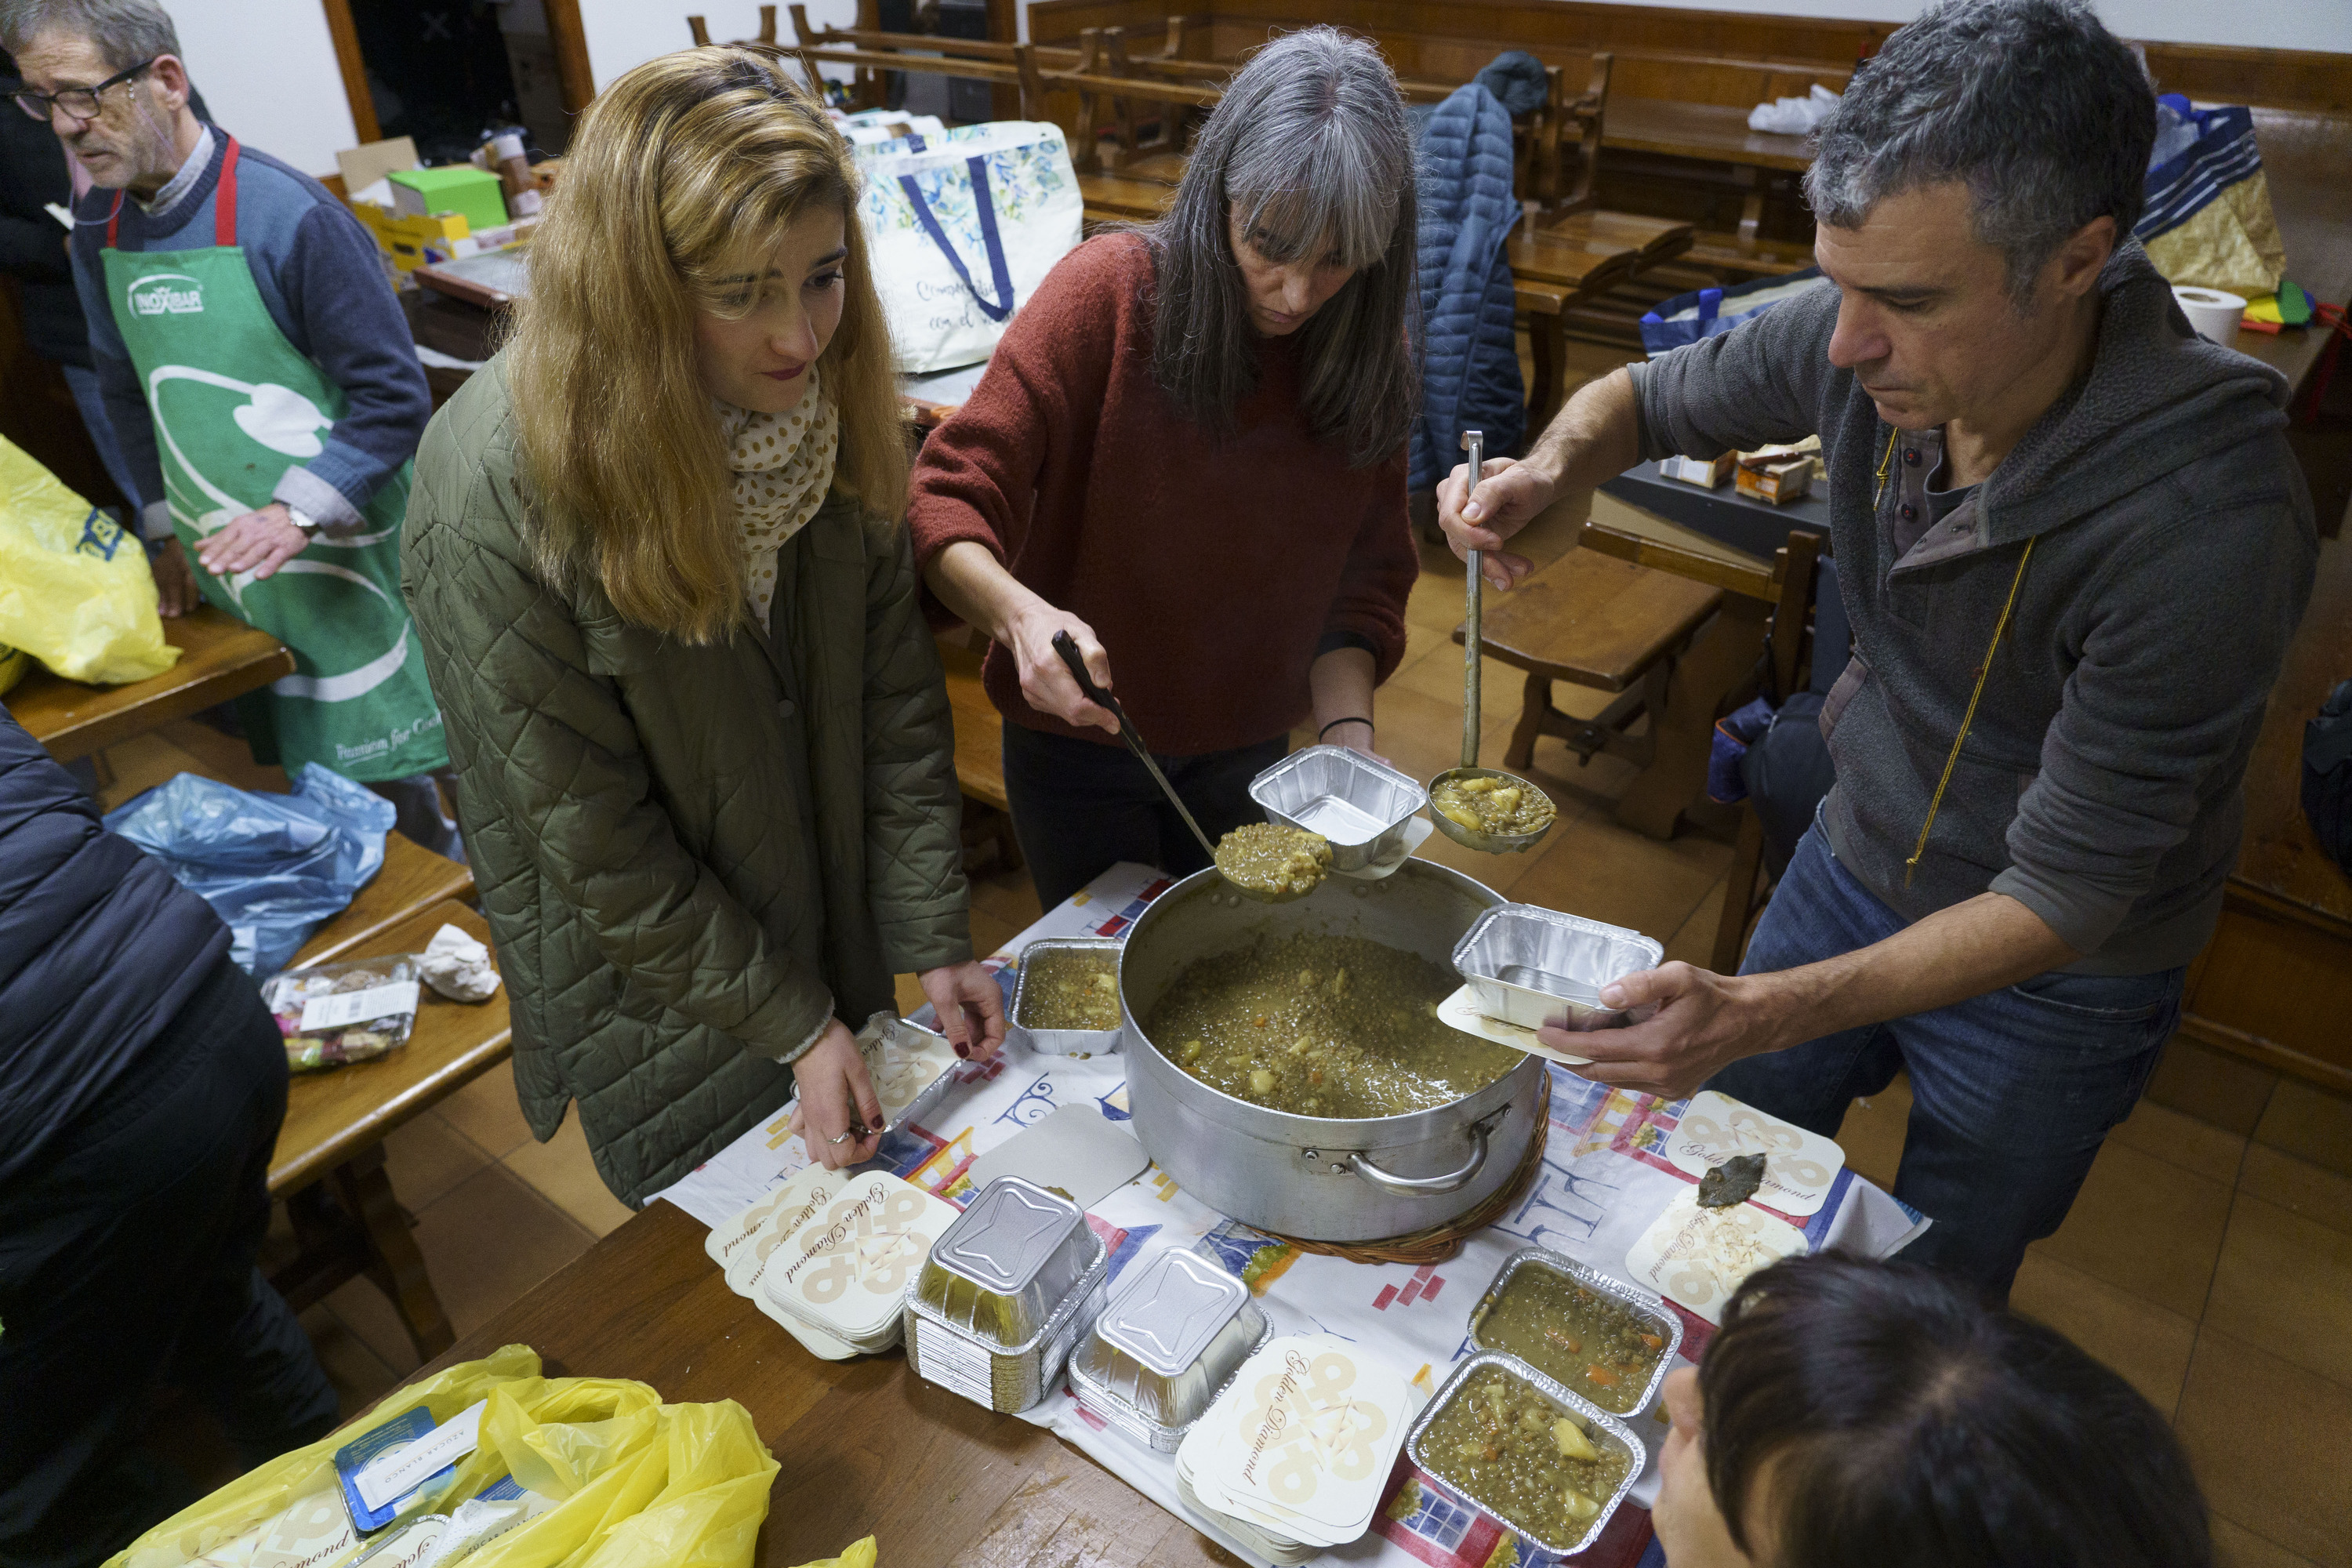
[1318,717,1374,741]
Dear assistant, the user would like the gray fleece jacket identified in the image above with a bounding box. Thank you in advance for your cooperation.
[1630,241,2315,975]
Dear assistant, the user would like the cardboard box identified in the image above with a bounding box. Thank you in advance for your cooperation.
[388,165,509,233]
[1661,452,1737,490]
[336,136,419,200]
[1735,452,1816,506]
[353,202,470,274]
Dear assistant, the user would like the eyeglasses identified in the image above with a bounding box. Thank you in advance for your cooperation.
[8,58,157,122]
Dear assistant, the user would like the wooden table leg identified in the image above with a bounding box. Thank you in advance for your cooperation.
[1530,308,1568,430]
[1506,670,1553,772]
[1614,598,1767,840]
[331,1144,457,1361]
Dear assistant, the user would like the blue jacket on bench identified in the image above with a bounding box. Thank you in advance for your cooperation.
[1410,82,1524,490]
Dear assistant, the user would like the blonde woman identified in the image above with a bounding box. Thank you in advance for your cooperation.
[403,46,1002,1200]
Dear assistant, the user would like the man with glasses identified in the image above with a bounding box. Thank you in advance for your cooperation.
[2,0,457,855]
[0,42,205,521]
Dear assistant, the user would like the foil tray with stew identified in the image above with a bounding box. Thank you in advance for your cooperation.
[1405,1352,1643,1557]
[906,1176,1108,1414]
[1145,929,1522,1119]
[1010,937,1125,1056]
[1467,1247,1681,1416]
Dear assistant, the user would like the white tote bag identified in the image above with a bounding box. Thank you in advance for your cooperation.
[855,122,1084,374]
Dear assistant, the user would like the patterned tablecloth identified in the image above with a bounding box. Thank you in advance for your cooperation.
[652,863,1927,1568]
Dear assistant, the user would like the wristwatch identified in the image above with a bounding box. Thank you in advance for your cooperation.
[284,504,320,538]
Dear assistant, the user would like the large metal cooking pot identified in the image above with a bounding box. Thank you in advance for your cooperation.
[1119,858,1545,1243]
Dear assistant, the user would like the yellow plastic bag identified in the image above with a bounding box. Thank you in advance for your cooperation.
[111,1343,546,1568]
[568,1402,781,1568]
[109,1345,779,1568]
[0,435,179,684]
[0,641,31,696]
[789,1538,877,1568]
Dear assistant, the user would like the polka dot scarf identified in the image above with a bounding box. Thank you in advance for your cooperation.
[720,368,840,625]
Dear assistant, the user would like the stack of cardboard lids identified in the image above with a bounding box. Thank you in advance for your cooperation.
[1174,1334,1417,1563]
[708,1165,959,1359]
[1067,1247,1270,1452]
[905,1175,1108,1413]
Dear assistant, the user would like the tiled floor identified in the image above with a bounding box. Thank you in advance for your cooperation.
[110,341,2350,1562]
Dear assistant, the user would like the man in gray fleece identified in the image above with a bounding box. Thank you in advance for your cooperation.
[1439,0,2314,1294]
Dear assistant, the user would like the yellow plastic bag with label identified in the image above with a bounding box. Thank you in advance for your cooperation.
[110,1343,546,1568]
[107,1345,778,1568]
[0,434,178,684]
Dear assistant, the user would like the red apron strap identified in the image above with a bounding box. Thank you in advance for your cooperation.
[214,136,241,248]
[102,136,239,248]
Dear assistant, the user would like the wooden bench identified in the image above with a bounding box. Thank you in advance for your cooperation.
[937,633,1021,873]
[292,829,476,968]
[1457,547,1724,841]
[270,899,512,1362]
[2174,526,2352,1094]
[4,605,293,762]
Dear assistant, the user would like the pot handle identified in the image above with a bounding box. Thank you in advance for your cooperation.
[1346,1121,1490,1196]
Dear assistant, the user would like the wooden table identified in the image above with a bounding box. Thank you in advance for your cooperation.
[271,899,513,1362]
[290,830,476,970]
[2234,108,2352,408]
[411,1200,1231,1567]
[1602,98,1813,173]
[3,605,292,761]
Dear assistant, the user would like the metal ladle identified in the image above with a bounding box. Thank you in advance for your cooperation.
[1427,429,1558,855]
[1049,631,1323,902]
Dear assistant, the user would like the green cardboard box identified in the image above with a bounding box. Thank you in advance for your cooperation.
[387,165,508,233]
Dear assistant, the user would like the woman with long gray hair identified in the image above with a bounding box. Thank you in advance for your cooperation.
[910,27,1422,908]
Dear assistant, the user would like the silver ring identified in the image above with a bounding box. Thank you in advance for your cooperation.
[826,1131,855,1145]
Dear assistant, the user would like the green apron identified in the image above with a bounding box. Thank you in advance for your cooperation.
[101,136,446,780]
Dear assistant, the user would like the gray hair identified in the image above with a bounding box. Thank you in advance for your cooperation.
[1141,27,1418,466]
[1804,0,2154,303]
[0,0,180,72]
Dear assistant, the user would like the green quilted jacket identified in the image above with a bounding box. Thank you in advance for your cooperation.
[402,358,972,1205]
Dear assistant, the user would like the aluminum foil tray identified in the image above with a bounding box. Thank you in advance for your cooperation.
[1249,745,1427,873]
[1066,1249,1271,1447]
[1467,1246,1682,1417]
[905,1243,1109,1414]
[1404,1351,1644,1559]
[1010,938,1126,1057]
[916,1177,1099,1346]
[870,1015,960,1138]
[1452,905,1663,1032]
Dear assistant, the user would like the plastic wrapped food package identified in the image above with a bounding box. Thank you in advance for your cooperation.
[262,954,422,1072]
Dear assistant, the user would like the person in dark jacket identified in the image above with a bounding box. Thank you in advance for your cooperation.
[0,42,203,514]
[0,710,338,1568]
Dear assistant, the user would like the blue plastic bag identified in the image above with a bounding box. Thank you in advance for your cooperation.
[1639,267,1829,356]
[104,764,394,977]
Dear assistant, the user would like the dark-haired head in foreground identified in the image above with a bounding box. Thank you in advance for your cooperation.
[1652,1253,2211,1568]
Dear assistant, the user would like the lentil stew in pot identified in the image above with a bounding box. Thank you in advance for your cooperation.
[1144,931,1519,1118]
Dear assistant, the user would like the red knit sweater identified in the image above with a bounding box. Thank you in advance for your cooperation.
[907,234,1417,757]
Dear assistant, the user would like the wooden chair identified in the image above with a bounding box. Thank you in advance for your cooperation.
[783,4,1057,121]
[936,633,1022,875]
[1456,546,1724,795]
[269,898,510,1361]
[688,5,779,46]
[1709,530,1826,972]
